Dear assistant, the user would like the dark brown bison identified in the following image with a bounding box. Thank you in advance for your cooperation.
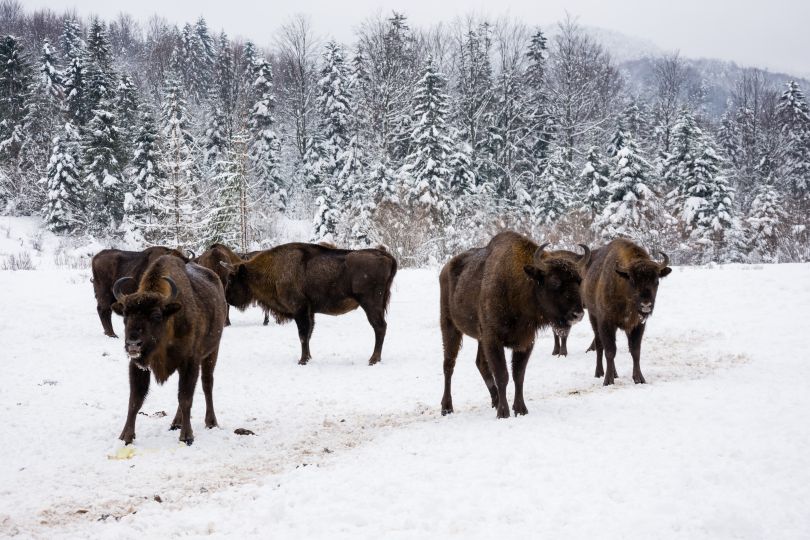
[240,249,271,326]
[548,247,592,357]
[91,247,190,337]
[195,244,244,326]
[582,238,671,386]
[439,232,589,418]
[220,242,397,365]
[111,255,227,445]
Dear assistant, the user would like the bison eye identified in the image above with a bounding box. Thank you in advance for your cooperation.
[151,313,162,322]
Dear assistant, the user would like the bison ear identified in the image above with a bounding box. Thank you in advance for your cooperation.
[163,302,182,317]
[615,268,631,281]
[524,265,544,285]
[111,302,124,316]
[659,266,672,278]
[219,260,235,273]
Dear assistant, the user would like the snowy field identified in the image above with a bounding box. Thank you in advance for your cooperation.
[1,223,809,538]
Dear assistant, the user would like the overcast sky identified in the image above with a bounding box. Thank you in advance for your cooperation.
[23,0,810,76]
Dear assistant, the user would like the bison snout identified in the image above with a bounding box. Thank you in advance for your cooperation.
[639,302,653,314]
[126,339,143,359]
[570,310,584,323]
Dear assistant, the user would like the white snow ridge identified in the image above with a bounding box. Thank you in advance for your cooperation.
[0,243,809,538]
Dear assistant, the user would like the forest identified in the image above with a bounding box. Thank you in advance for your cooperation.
[1,0,808,265]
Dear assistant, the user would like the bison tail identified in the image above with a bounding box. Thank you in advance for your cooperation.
[382,253,398,315]
[585,338,596,353]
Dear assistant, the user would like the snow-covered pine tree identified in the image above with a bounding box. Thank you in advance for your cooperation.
[0,35,32,159]
[533,146,573,226]
[19,40,64,184]
[206,135,256,251]
[746,179,785,263]
[580,145,610,220]
[83,100,124,232]
[157,73,200,247]
[114,74,139,168]
[402,56,456,228]
[126,109,164,242]
[316,41,352,179]
[776,81,810,206]
[594,135,662,245]
[42,125,82,233]
[84,18,116,115]
[247,57,285,212]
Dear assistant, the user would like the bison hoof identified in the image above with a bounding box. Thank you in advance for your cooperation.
[169,423,181,431]
[205,419,218,429]
[181,437,194,446]
[496,405,510,419]
[552,347,560,356]
[603,377,615,386]
[368,357,380,366]
[559,349,568,357]
[633,374,646,384]
[105,332,118,338]
[512,402,528,416]
[441,408,453,416]
[119,429,135,444]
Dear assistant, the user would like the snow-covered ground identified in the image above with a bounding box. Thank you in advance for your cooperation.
[1,220,809,539]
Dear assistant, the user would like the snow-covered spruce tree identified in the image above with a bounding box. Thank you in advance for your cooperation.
[83,100,124,233]
[125,109,164,242]
[84,18,116,115]
[338,135,372,246]
[580,145,611,220]
[533,146,573,226]
[402,56,456,230]
[247,57,285,212]
[594,135,662,245]
[206,136,257,251]
[19,40,64,183]
[0,35,32,160]
[157,74,200,247]
[521,29,553,178]
[716,107,740,170]
[114,74,139,168]
[776,81,810,207]
[42,126,82,233]
[662,108,702,192]
[316,41,352,179]
[63,52,87,126]
[202,94,228,168]
[214,31,236,134]
[746,180,786,263]
[455,22,493,181]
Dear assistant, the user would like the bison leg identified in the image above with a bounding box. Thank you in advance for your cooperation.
[589,314,604,378]
[552,334,560,356]
[483,340,510,419]
[474,344,498,409]
[627,324,647,384]
[202,349,219,428]
[119,361,150,444]
[263,309,270,326]
[176,362,199,445]
[224,304,231,327]
[559,334,568,357]
[294,309,314,365]
[599,323,618,386]
[511,345,534,416]
[97,301,117,338]
[170,405,182,430]
[361,302,387,366]
[440,318,462,416]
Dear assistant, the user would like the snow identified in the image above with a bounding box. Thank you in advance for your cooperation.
[1,220,809,538]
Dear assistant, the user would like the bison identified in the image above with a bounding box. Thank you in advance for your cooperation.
[111,255,227,445]
[91,247,189,337]
[548,247,592,357]
[439,232,589,418]
[195,244,245,326]
[220,242,397,365]
[581,238,671,386]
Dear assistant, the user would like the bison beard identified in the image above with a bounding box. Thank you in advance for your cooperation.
[221,242,397,366]
[439,232,588,419]
[111,256,227,445]
[582,238,671,386]
[91,246,190,337]
[547,247,592,357]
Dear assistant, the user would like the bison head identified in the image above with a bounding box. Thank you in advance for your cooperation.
[615,251,672,323]
[524,244,586,338]
[219,261,252,310]
[111,276,181,369]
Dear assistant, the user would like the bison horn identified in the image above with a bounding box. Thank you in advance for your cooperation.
[219,260,235,272]
[163,276,179,301]
[112,277,135,301]
[658,251,670,268]
[577,244,591,267]
[186,249,196,260]
[533,242,550,264]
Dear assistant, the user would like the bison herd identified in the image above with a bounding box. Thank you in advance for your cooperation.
[91,232,671,444]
